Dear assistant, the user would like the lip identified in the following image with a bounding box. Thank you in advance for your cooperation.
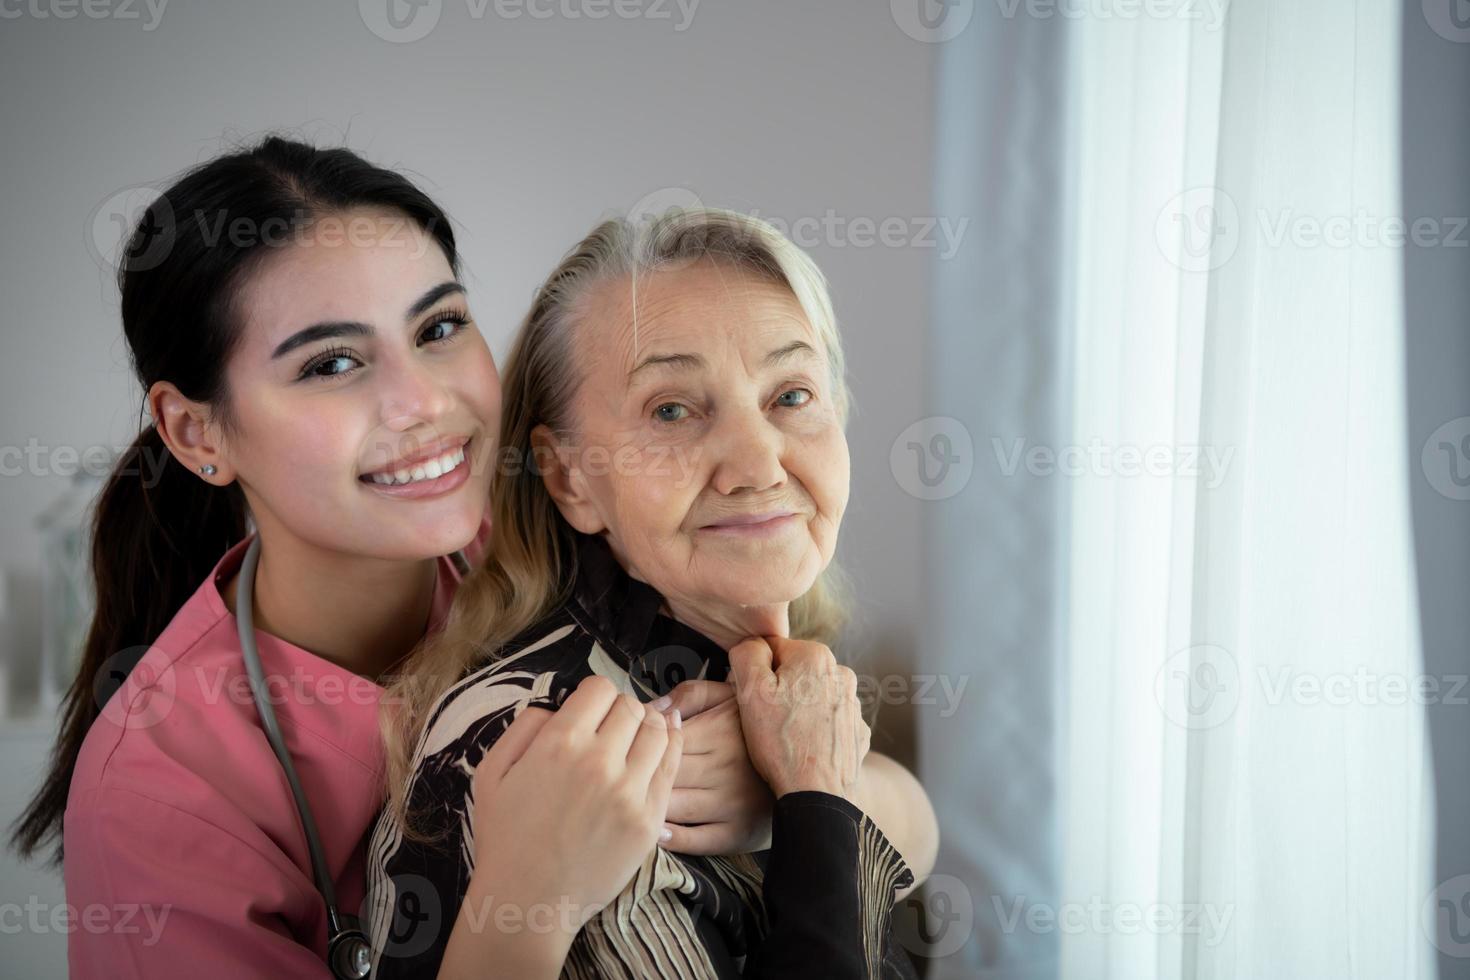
[699,511,800,537]
[361,434,471,479]
[359,435,474,501]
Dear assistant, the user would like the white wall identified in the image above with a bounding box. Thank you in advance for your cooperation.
[0,2,937,973]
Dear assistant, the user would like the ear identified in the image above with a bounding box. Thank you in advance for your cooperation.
[148,380,234,485]
[530,424,605,535]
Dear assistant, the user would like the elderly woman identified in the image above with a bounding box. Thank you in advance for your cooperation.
[369,208,932,978]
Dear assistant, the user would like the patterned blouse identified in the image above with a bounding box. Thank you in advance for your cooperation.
[366,530,916,978]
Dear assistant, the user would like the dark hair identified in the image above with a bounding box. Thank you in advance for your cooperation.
[9,135,461,865]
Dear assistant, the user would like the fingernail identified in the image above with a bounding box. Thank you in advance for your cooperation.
[651,695,672,712]
[671,708,682,730]
[659,825,674,843]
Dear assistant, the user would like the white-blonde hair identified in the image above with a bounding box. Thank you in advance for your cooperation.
[381,206,854,836]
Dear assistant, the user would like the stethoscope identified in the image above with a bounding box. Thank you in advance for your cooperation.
[236,534,469,980]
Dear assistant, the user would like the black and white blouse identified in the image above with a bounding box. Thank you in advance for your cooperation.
[366,530,916,979]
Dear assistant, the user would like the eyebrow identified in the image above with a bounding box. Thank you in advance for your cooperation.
[763,339,819,367]
[626,340,819,382]
[270,281,465,360]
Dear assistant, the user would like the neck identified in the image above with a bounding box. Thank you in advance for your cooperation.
[221,523,440,682]
[659,597,791,652]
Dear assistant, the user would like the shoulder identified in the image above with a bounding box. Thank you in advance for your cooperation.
[71,589,247,793]
[67,576,366,844]
[414,606,587,764]
[62,600,318,903]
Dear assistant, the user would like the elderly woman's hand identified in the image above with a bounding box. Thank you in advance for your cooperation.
[727,636,870,800]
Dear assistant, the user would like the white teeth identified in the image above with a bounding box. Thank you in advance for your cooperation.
[368,446,466,486]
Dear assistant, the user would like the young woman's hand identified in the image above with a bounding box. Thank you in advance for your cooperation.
[655,680,775,854]
[438,674,683,979]
[727,637,870,801]
[471,674,682,917]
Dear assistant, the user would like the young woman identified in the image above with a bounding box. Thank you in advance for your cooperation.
[10,137,937,978]
[371,208,932,978]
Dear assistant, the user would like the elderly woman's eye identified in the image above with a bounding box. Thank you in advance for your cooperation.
[776,388,812,408]
[653,402,689,423]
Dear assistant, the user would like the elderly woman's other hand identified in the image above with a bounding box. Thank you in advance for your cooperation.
[728,636,870,801]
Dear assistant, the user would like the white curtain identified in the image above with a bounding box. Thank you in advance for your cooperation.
[1059,2,1437,979]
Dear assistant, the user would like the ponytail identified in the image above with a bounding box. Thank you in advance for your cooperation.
[8,425,246,864]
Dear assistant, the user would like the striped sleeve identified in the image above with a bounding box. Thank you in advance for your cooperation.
[366,624,581,979]
[746,791,917,979]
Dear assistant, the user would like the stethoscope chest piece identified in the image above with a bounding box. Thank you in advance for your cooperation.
[327,921,373,980]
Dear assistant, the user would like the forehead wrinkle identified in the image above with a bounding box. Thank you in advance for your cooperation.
[599,271,705,380]
[630,259,737,360]
[579,263,815,396]
[631,257,781,350]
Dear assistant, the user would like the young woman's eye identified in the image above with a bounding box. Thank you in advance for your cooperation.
[653,402,690,424]
[775,388,812,408]
[419,310,471,346]
[299,347,361,381]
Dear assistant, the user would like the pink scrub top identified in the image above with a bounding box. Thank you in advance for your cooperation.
[62,520,490,979]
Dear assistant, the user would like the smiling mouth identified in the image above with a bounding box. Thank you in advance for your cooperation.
[360,437,471,486]
[700,512,800,534]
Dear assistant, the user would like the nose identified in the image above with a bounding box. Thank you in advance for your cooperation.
[378,352,454,433]
[710,408,787,496]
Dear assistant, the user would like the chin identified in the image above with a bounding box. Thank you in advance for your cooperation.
[380,511,482,560]
[708,561,823,608]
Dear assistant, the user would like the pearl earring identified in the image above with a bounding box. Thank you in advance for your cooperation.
[199,464,217,477]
